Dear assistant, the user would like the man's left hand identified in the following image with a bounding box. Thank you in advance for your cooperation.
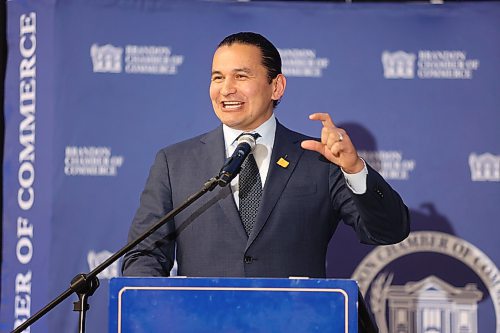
[301,113,364,174]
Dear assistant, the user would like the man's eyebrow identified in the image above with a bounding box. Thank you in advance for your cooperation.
[211,68,253,76]
[233,67,253,74]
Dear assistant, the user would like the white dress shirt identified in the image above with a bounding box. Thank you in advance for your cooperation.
[222,114,367,208]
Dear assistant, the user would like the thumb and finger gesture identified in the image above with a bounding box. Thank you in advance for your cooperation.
[301,113,364,174]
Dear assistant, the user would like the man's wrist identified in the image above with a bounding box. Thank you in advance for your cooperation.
[341,157,365,174]
[342,158,368,194]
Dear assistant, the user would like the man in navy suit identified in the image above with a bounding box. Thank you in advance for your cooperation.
[122,32,409,278]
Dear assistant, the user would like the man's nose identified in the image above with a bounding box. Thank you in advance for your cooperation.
[221,78,236,96]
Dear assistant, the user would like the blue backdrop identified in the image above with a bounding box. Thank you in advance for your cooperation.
[2,1,499,332]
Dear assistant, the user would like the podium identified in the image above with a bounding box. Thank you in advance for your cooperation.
[109,277,377,333]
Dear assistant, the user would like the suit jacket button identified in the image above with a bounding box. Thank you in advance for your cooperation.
[244,256,253,264]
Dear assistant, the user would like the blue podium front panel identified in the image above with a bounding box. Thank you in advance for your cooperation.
[109,277,358,333]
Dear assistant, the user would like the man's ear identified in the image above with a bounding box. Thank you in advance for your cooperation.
[272,74,286,100]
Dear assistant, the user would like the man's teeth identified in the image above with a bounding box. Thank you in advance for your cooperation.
[223,102,243,109]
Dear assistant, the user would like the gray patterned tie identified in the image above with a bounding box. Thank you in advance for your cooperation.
[238,139,262,236]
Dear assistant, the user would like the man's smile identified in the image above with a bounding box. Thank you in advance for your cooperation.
[221,101,244,110]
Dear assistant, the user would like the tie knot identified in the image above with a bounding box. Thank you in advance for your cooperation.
[236,132,261,143]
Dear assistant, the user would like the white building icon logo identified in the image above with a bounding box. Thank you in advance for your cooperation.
[90,44,123,73]
[382,51,416,79]
[469,152,500,182]
[371,274,482,333]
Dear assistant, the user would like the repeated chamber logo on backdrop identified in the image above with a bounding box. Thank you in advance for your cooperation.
[352,231,499,333]
[358,150,416,180]
[278,48,329,78]
[64,146,124,176]
[87,250,120,279]
[469,152,500,182]
[382,50,480,79]
[90,43,184,75]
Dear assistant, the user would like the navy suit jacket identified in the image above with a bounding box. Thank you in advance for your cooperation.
[122,121,409,278]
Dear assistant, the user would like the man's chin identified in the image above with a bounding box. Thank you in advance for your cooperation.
[218,115,246,130]
[222,122,246,131]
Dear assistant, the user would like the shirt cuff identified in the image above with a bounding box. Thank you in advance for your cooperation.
[341,158,368,194]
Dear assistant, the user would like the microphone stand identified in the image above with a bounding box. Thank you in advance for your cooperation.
[12,176,222,333]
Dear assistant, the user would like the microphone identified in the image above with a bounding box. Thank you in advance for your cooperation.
[218,133,258,187]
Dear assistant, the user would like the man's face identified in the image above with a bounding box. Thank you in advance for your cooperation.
[210,43,285,131]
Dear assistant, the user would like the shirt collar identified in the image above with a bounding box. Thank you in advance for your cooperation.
[223,114,276,151]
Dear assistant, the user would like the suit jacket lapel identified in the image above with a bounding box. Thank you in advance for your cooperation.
[200,126,248,241]
[199,126,225,180]
[246,122,304,249]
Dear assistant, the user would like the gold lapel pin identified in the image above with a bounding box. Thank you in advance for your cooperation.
[277,156,289,168]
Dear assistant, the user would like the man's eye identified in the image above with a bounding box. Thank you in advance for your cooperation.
[212,76,223,82]
[235,74,248,79]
